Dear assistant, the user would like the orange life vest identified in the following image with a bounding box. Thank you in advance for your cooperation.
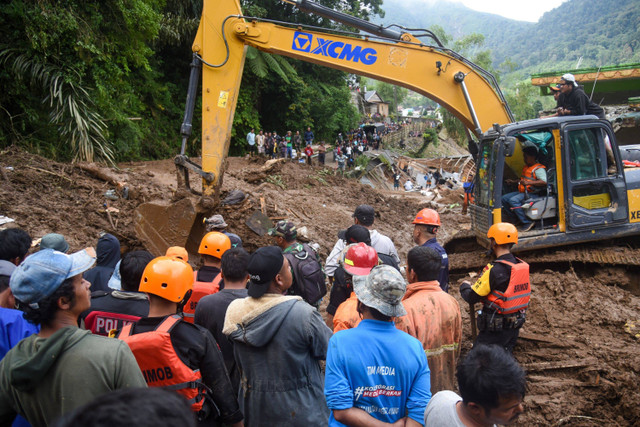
[182,271,222,324]
[484,259,531,315]
[518,163,545,193]
[118,315,206,411]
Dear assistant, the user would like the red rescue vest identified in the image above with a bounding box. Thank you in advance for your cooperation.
[182,271,222,324]
[518,163,545,193]
[84,310,141,336]
[484,259,531,315]
[118,315,206,411]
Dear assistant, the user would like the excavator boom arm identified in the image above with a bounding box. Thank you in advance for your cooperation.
[193,0,512,195]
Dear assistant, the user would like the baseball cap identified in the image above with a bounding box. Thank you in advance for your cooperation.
[561,73,578,87]
[0,260,16,277]
[268,220,297,240]
[343,224,371,245]
[204,214,228,231]
[247,246,284,298]
[40,233,70,253]
[353,264,407,317]
[10,248,96,309]
[549,84,561,92]
[353,204,375,226]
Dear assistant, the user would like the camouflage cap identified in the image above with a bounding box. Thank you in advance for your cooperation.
[204,214,227,231]
[353,264,407,317]
[268,220,297,240]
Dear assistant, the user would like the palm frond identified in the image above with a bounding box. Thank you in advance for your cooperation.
[260,51,289,84]
[272,55,298,77]
[0,48,114,164]
[246,46,269,78]
[317,82,332,95]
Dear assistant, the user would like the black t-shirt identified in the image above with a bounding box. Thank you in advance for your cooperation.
[194,289,248,394]
[562,87,605,119]
[127,316,243,425]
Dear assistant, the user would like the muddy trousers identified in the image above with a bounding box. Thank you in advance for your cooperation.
[474,328,520,353]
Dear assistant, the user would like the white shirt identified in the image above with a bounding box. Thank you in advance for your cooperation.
[325,229,400,276]
[425,391,498,427]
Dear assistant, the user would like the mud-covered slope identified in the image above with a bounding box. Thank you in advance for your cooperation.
[1,146,639,425]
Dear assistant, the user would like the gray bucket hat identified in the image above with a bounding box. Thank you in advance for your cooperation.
[353,264,407,317]
[204,214,228,231]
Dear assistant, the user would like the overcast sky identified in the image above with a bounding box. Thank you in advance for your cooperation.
[457,0,568,22]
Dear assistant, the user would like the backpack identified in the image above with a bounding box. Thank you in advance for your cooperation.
[284,244,327,305]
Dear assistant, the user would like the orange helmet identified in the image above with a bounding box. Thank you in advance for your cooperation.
[165,246,189,262]
[198,232,231,258]
[487,223,518,245]
[341,243,379,276]
[139,256,194,302]
[412,208,441,226]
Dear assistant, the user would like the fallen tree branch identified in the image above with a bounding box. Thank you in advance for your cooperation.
[25,165,72,182]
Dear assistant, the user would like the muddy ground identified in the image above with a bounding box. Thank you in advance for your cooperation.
[1,145,639,426]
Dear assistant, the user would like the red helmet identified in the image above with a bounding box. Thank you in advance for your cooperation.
[412,208,441,226]
[341,243,378,276]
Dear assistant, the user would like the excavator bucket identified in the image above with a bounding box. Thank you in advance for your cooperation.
[134,0,246,256]
[134,198,207,257]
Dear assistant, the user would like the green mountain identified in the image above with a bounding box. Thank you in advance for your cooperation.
[375,0,640,80]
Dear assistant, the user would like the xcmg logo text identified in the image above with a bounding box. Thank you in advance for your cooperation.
[292,31,378,65]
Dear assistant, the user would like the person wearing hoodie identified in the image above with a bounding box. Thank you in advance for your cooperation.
[223,246,333,427]
[84,233,121,293]
[0,248,146,426]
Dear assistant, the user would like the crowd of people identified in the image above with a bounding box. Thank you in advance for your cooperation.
[245,122,416,170]
[0,202,531,426]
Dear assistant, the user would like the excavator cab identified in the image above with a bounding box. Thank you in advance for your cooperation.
[472,116,639,252]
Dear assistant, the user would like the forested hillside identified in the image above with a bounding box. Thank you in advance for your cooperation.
[0,0,378,162]
[378,0,640,82]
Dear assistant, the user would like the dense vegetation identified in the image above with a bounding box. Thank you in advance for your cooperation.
[1,0,637,161]
[0,0,378,162]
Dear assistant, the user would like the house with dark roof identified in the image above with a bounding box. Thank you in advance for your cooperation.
[363,90,389,119]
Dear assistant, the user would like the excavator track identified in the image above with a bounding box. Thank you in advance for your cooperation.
[446,230,640,275]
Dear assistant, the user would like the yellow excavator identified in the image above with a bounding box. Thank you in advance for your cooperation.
[135,0,640,273]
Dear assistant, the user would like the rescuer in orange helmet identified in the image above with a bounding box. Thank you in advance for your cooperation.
[459,223,531,353]
[412,208,449,292]
[182,232,232,323]
[118,256,244,427]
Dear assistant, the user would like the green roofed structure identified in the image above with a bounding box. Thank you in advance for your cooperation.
[531,63,640,105]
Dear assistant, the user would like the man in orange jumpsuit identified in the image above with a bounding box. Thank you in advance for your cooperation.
[395,246,462,393]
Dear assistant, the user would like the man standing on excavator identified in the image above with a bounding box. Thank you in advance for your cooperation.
[459,223,530,353]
